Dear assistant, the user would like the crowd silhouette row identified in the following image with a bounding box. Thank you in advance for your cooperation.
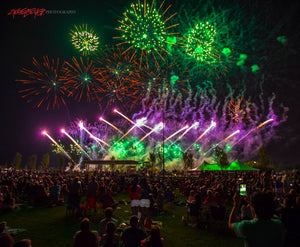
[1,168,300,246]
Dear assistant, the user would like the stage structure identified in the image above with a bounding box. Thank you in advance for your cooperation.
[83,160,140,172]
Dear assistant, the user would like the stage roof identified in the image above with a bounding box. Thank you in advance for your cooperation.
[83,160,140,165]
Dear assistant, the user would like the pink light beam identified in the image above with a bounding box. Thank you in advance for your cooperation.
[42,130,72,160]
[61,129,91,160]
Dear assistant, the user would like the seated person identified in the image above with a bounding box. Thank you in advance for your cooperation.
[99,207,118,237]
[0,233,14,247]
[73,218,98,247]
[141,226,164,247]
[121,215,146,247]
[99,222,119,247]
[13,239,32,247]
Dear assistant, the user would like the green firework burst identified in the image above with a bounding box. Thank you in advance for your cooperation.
[71,24,99,55]
[109,137,145,159]
[115,0,178,61]
[185,21,216,62]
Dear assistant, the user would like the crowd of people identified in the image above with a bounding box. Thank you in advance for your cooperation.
[0,168,300,246]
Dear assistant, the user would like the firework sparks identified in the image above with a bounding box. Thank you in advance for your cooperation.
[16,56,69,110]
[96,46,143,110]
[226,97,256,124]
[184,21,217,62]
[63,57,102,102]
[114,0,179,64]
[70,24,99,55]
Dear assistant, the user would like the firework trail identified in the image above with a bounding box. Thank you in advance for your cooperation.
[79,121,111,147]
[42,131,72,160]
[99,117,123,134]
[163,125,189,143]
[186,121,216,151]
[61,129,91,159]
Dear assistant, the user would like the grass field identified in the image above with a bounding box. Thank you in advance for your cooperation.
[1,192,243,247]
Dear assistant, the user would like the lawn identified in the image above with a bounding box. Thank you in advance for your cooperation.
[1,191,243,247]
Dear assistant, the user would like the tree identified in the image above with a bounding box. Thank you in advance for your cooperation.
[57,154,66,171]
[70,153,78,170]
[182,151,194,170]
[258,147,272,168]
[215,146,229,170]
[28,155,37,170]
[40,153,50,171]
[12,152,22,169]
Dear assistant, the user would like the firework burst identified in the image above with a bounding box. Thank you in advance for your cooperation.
[184,21,217,62]
[63,57,102,102]
[114,0,179,65]
[70,24,99,55]
[96,46,144,110]
[225,97,256,124]
[16,56,69,110]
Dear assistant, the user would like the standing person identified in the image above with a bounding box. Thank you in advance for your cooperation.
[228,191,285,247]
[73,218,98,247]
[98,179,116,210]
[139,178,151,227]
[141,226,163,247]
[68,177,83,217]
[129,177,141,216]
[121,215,146,247]
[99,222,119,247]
[87,176,98,214]
[49,179,61,206]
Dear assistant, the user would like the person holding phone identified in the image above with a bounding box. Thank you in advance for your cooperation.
[228,191,285,247]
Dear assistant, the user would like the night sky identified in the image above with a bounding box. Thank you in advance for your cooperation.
[1,0,300,167]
